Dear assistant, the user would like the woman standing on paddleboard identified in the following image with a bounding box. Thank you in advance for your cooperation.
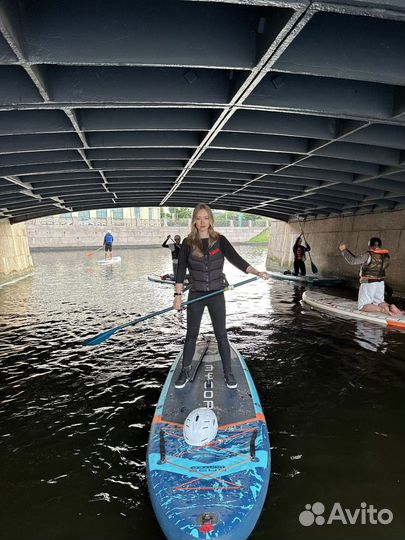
[173,203,269,390]
[292,235,311,276]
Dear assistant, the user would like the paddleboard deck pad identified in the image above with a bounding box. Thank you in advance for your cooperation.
[302,290,405,329]
[96,256,121,264]
[270,271,343,287]
[147,340,271,540]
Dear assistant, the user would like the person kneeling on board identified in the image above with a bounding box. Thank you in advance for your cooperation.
[173,203,269,390]
[339,237,404,316]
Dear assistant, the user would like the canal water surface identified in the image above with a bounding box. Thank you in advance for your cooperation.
[0,245,404,540]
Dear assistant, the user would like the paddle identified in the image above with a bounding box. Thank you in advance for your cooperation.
[86,246,103,257]
[297,216,318,274]
[83,276,258,346]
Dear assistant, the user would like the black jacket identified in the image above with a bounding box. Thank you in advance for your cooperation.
[293,236,310,260]
[162,238,181,260]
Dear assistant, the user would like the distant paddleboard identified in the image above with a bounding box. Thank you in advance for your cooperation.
[0,272,34,289]
[270,271,343,287]
[97,256,121,265]
[147,274,191,289]
[147,340,271,540]
[302,290,405,330]
[148,274,175,285]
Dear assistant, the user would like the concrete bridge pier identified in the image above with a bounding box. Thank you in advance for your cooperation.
[0,220,33,283]
[267,210,405,296]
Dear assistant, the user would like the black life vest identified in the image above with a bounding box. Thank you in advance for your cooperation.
[360,249,390,280]
[188,237,226,292]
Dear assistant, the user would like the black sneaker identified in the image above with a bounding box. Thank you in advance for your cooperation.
[225,371,237,389]
[175,367,190,389]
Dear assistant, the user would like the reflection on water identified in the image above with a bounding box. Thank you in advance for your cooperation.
[0,246,404,540]
[354,322,387,353]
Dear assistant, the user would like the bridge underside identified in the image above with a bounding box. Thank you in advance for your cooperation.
[0,0,404,224]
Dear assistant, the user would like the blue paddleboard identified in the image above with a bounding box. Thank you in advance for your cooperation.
[147,340,271,539]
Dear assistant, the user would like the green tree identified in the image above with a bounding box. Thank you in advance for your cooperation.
[168,207,193,219]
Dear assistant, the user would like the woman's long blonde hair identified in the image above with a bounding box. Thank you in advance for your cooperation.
[187,203,219,257]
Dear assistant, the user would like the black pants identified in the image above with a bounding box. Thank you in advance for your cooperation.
[294,260,306,276]
[182,291,232,375]
[172,259,178,279]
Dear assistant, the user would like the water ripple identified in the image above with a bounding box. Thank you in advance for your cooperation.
[0,246,404,540]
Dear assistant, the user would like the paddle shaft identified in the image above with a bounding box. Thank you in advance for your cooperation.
[117,276,256,332]
[86,246,103,256]
[296,216,310,249]
[83,276,258,345]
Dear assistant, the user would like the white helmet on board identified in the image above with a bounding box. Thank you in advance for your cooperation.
[183,407,218,446]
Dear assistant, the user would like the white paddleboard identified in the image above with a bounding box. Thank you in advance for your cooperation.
[302,290,405,329]
[269,271,343,287]
[0,272,34,289]
[147,274,175,285]
[97,256,121,265]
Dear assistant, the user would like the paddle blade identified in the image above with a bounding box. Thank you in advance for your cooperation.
[83,327,119,346]
[311,261,318,274]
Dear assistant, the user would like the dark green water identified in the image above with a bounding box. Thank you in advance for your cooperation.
[0,245,404,540]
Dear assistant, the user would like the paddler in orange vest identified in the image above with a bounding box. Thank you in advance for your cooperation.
[339,237,404,316]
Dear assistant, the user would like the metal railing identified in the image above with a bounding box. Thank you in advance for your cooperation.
[27,216,271,228]
[27,217,163,227]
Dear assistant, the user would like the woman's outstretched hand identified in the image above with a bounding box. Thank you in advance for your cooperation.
[246,265,270,280]
[173,295,183,311]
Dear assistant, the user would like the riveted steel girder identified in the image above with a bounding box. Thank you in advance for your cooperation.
[0,0,403,223]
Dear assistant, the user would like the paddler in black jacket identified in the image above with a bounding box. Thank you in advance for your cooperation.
[173,203,269,390]
[162,234,182,277]
[292,235,310,276]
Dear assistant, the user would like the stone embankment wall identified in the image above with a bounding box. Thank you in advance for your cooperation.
[267,210,405,295]
[26,224,265,250]
[0,221,33,281]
